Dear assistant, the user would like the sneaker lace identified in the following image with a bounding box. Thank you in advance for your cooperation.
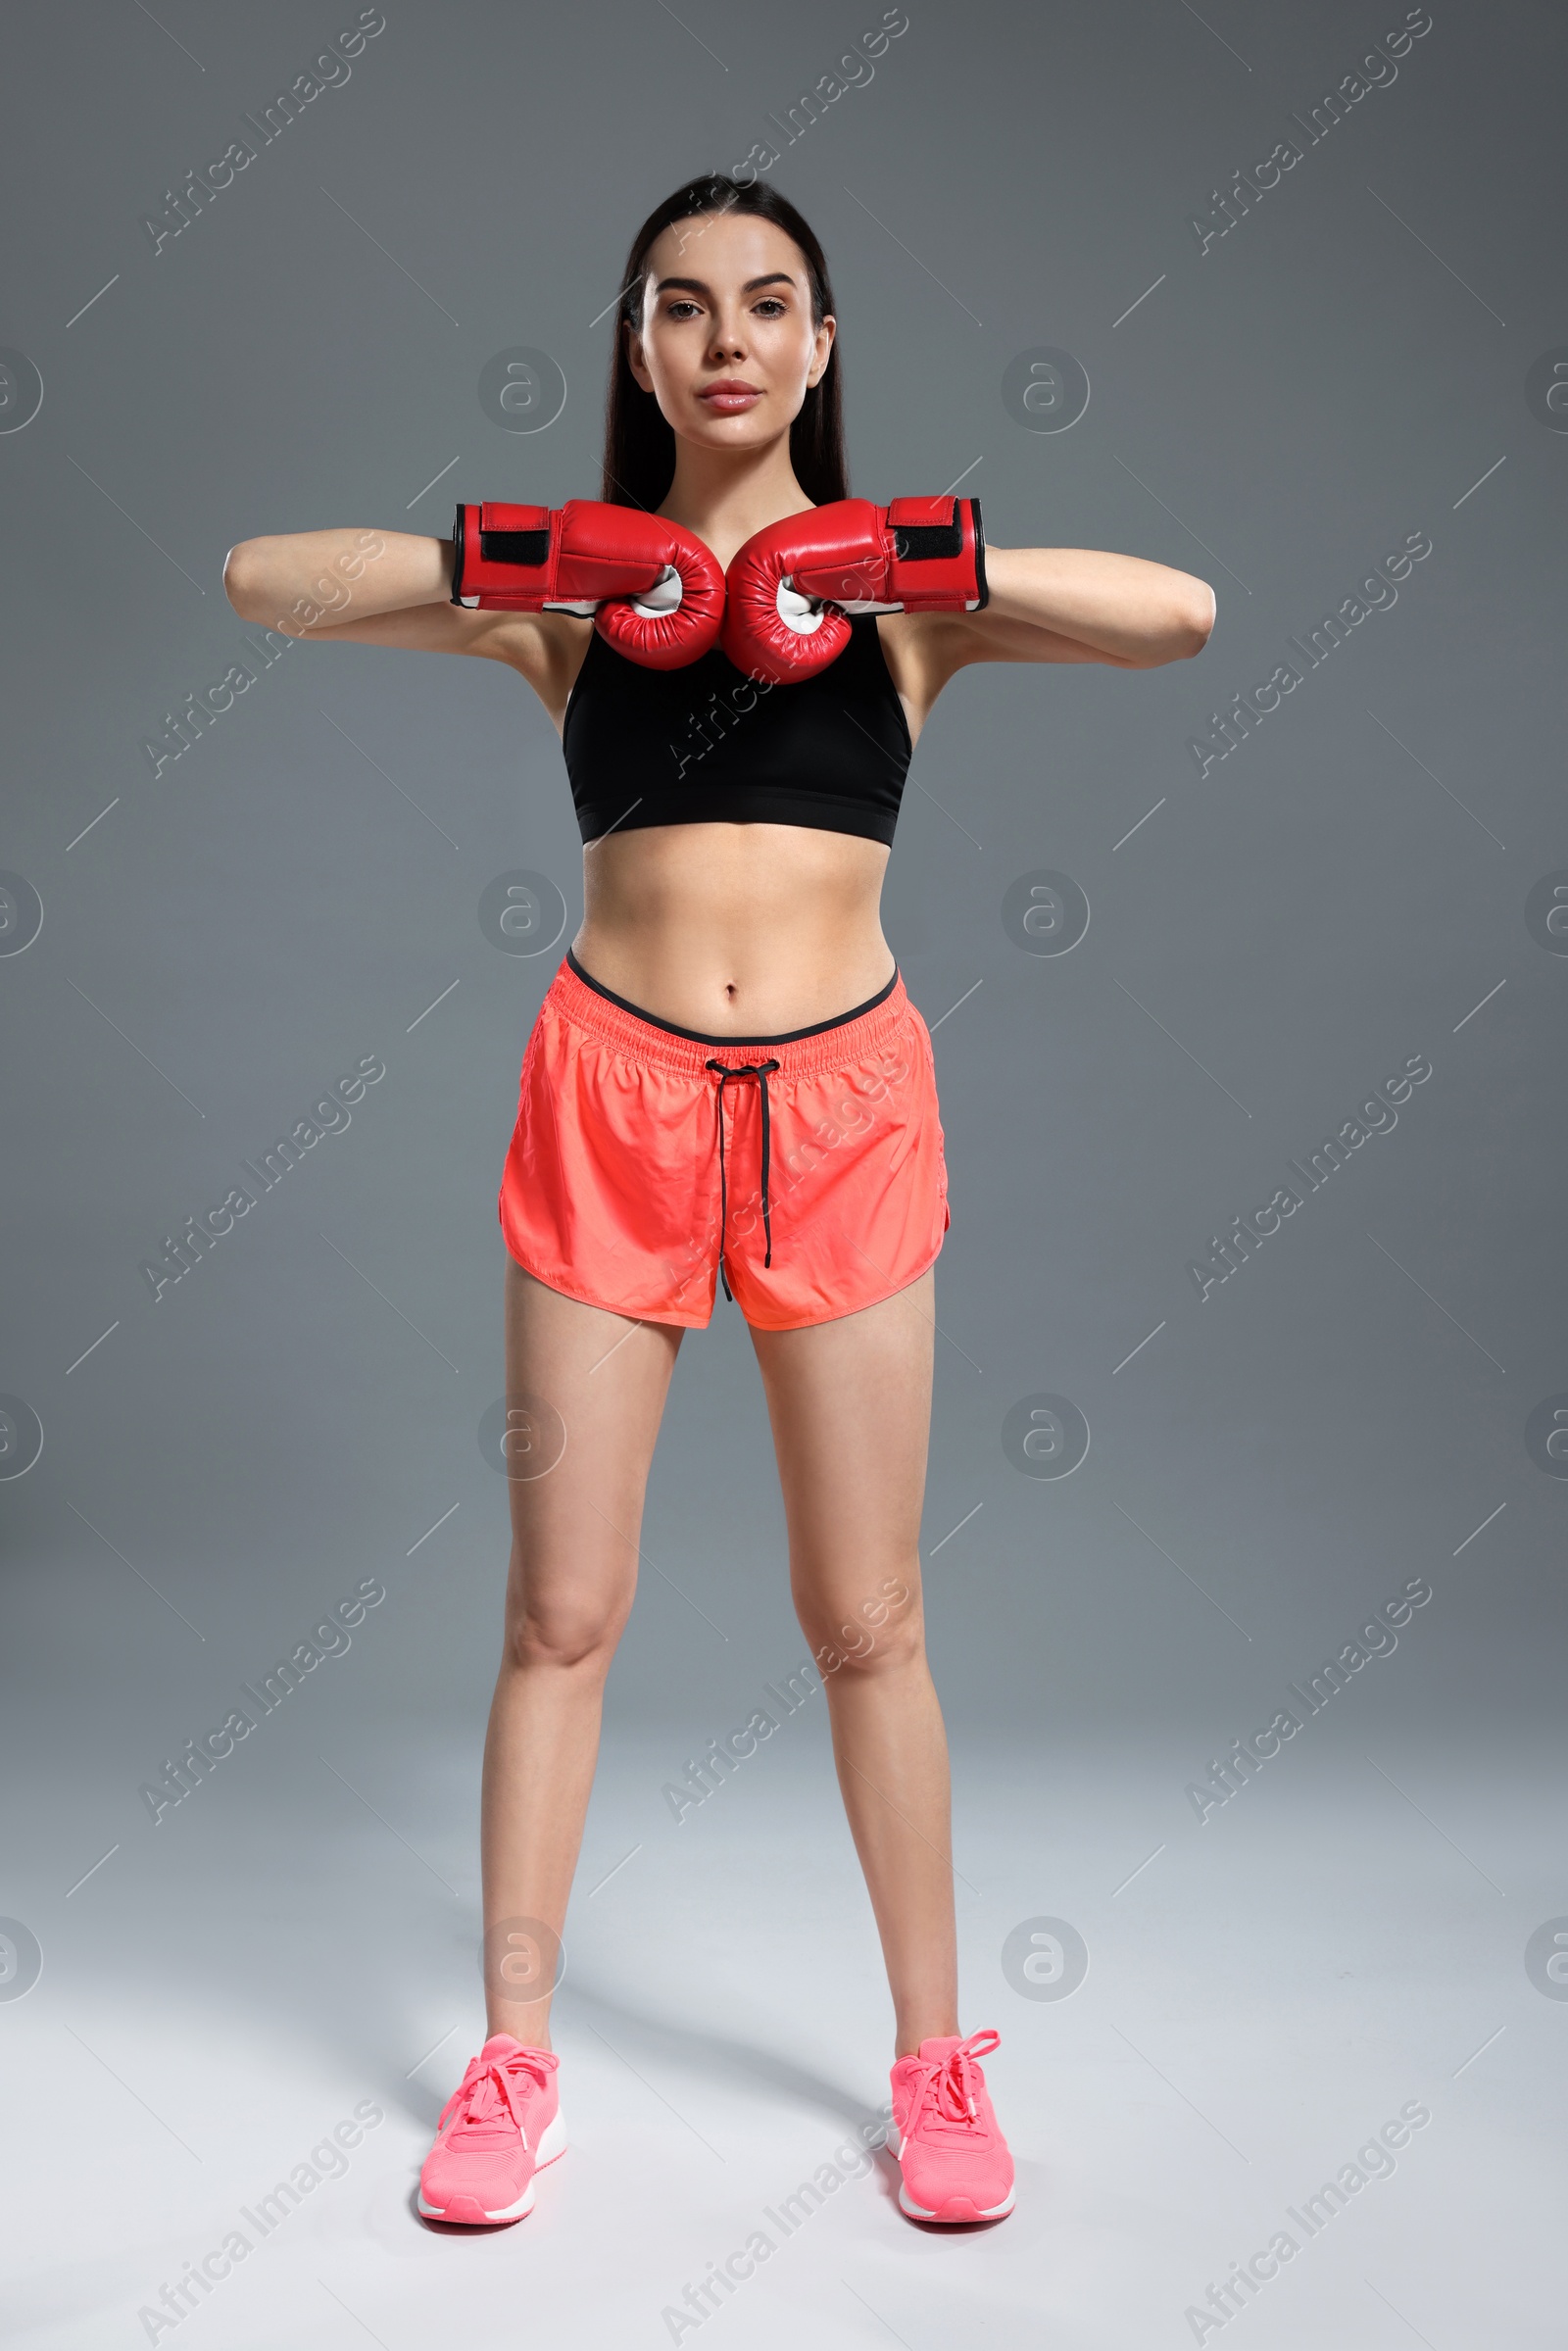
[439,2046,558,2148]
[910,2028,1001,2130]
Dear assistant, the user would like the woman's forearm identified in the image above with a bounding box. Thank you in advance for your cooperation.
[982,544,1216,665]
[222,526,449,636]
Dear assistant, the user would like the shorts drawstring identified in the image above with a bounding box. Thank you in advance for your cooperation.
[705,1058,782,1300]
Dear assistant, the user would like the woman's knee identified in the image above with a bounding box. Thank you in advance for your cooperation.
[504,1599,626,1674]
[801,1573,926,1680]
[501,1550,631,1674]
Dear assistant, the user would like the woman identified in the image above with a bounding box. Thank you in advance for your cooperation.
[223,173,1214,2232]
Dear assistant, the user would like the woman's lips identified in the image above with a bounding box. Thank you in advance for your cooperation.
[699,386,762,413]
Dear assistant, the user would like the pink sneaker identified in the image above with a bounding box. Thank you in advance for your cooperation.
[888,2028,1014,2223]
[417,2034,565,2225]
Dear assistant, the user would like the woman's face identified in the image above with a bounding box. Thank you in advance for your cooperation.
[625,210,835,456]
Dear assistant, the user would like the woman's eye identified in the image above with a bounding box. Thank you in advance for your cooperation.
[665,301,701,319]
[754,300,786,317]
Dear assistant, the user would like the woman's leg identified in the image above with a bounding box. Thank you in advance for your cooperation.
[480,1258,684,2047]
[747,1267,957,2058]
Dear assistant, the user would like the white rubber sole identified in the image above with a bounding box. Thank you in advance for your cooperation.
[417,2106,567,2224]
[887,2124,1015,2223]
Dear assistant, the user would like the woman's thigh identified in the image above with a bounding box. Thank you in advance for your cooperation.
[747,1269,935,1654]
[501,1256,685,1657]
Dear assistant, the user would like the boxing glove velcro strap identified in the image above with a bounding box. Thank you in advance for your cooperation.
[451,501,557,606]
[478,527,551,564]
[893,519,961,560]
[478,501,552,571]
[888,497,961,563]
[888,496,988,612]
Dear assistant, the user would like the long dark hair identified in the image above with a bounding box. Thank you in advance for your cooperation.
[601,174,848,513]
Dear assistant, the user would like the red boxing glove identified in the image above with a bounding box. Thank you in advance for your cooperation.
[720,497,987,684]
[451,499,724,668]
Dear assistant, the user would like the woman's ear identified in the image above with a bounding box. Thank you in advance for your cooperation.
[807,314,837,390]
[624,321,654,394]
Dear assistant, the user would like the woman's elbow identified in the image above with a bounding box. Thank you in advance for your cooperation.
[222,539,270,620]
[1176,579,1217,660]
[1143,580,1216,665]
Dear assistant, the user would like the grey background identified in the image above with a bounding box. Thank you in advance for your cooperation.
[1,2,1563,2344]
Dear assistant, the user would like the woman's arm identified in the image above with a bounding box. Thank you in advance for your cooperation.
[220,525,575,707]
[877,542,1215,740]
[970,544,1216,668]
[225,525,451,638]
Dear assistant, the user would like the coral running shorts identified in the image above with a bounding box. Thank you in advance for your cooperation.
[499,949,950,1331]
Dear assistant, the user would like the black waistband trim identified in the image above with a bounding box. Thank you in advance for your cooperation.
[564,946,899,1046]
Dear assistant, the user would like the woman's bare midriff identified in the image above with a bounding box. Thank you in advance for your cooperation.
[573,820,897,1036]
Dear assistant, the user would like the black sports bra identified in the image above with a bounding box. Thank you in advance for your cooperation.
[562,613,913,848]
